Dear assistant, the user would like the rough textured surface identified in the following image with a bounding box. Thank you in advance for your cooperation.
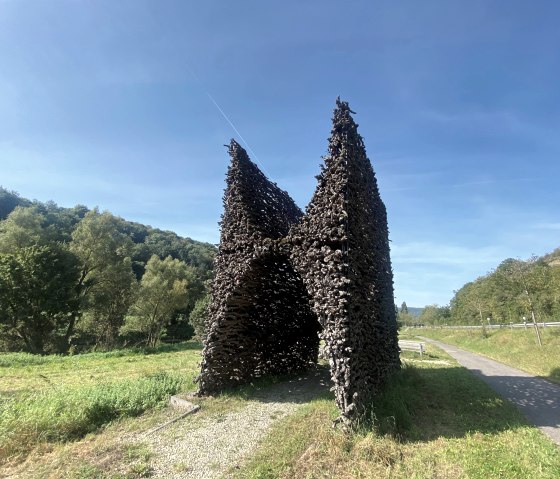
[290,100,400,423]
[197,100,399,424]
[197,141,320,394]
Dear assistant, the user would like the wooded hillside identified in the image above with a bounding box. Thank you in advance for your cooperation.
[0,187,216,353]
[418,251,560,326]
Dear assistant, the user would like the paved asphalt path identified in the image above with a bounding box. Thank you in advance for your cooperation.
[418,336,560,446]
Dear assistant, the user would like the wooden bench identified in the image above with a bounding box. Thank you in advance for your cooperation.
[398,340,425,356]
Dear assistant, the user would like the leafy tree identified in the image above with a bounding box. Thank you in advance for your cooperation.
[142,230,216,279]
[35,201,89,243]
[0,191,216,352]
[400,301,408,315]
[189,293,210,340]
[122,255,197,347]
[68,209,134,346]
[495,257,547,346]
[549,265,560,319]
[450,278,493,336]
[78,258,136,349]
[0,206,49,253]
[419,304,450,326]
[0,187,31,220]
[0,245,80,353]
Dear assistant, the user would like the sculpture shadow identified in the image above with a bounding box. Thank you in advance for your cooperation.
[221,362,555,443]
[548,367,560,384]
[367,364,555,442]
[220,363,334,406]
[465,368,560,434]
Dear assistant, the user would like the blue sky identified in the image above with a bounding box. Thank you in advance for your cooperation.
[1,1,559,306]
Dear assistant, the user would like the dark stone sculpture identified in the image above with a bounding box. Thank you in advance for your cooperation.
[197,100,399,425]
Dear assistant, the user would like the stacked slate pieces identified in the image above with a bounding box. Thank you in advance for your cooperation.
[196,140,320,394]
[197,101,399,426]
[289,99,400,424]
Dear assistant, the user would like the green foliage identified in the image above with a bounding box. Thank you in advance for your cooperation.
[449,254,560,326]
[70,208,134,279]
[0,191,216,280]
[400,301,408,315]
[0,372,183,460]
[33,201,89,243]
[189,293,210,339]
[0,205,49,253]
[418,304,450,326]
[0,187,31,220]
[143,230,215,275]
[70,209,136,348]
[122,255,198,347]
[0,245,80,354]
[77,258,137,349]
[0,189,216,353]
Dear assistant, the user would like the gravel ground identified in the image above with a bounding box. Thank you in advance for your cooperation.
[140,367,331,479]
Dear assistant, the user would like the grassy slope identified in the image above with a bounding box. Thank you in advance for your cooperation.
[402,327,560,382]
[0,342,202,397]
[3,341,560,478]
[233,346,560,479]
[0,342,202,464]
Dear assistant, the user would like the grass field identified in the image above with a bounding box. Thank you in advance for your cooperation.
[2,340,559,478]
[401,327,560,382]
[232,346,560,479]
[0,342,202,464]
[0,342,202,397]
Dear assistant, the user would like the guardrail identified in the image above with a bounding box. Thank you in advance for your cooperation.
[407,322,560,330]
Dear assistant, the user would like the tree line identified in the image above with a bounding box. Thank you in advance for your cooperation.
[411,251,560,327]
[0,187,215,354]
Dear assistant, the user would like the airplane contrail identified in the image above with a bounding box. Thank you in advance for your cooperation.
[205,92,271,177]
[184,62,270,176]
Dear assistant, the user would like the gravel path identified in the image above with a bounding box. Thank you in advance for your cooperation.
[419,336,560,446]
[140,367,331,479]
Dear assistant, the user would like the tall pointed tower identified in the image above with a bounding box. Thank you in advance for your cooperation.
[290,99,400,423]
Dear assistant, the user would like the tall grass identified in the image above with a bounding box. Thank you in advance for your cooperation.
[233,354,560,479]
[0,371,184,462]
[357,363,421,438]
[405,328,560,382]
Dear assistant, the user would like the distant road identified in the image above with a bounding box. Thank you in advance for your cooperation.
[418,336,560,446]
